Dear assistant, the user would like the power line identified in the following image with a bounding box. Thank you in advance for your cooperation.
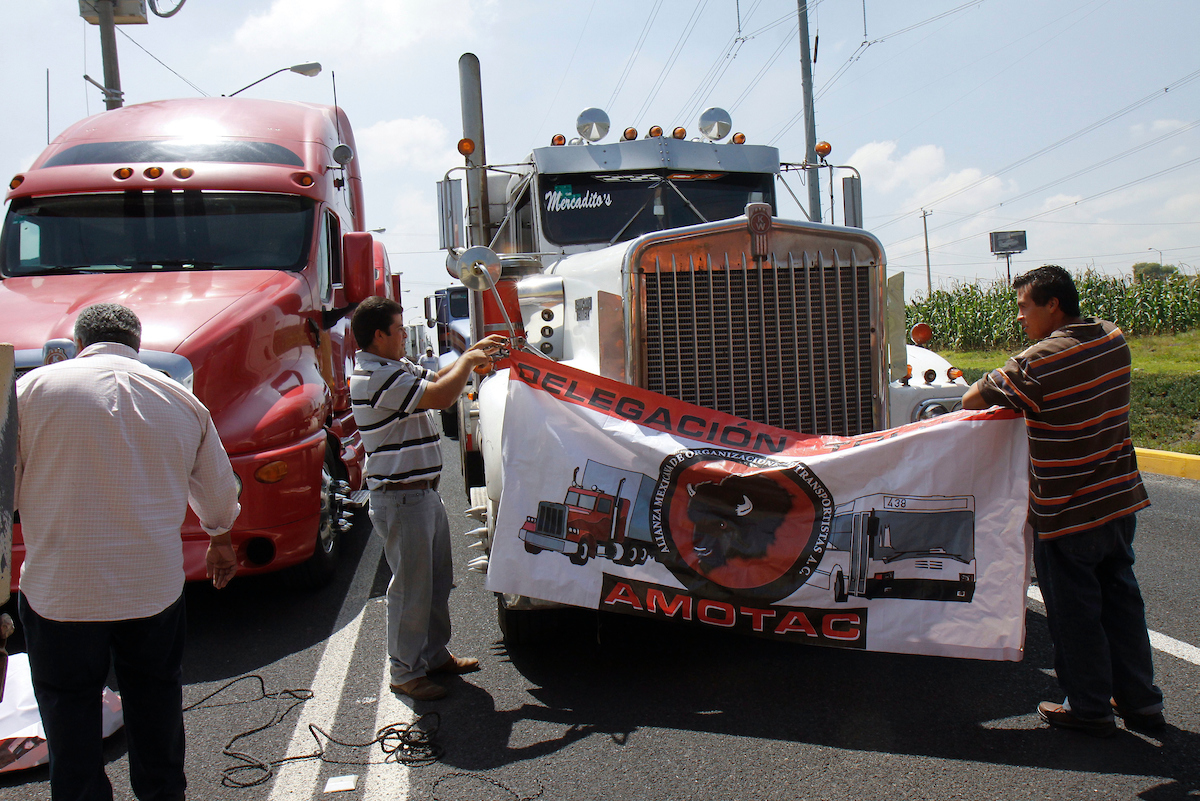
[115,26,209,96]
[632,0,712,128]
[607,0,665,112]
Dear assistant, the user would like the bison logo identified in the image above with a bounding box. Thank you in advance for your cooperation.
[652,448,833,603]
[686,475,793,571]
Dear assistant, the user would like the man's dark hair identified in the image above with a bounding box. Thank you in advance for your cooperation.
[74,303,141,351]
[351,296,403,350]
[1012,265,1081,316]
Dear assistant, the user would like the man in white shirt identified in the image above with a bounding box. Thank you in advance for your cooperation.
[16,303,240,801]
[418,347,440,373]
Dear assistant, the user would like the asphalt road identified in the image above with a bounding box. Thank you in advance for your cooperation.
[2,457,1197,800]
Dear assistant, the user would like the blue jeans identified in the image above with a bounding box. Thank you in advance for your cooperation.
[369,488,454,685]
[1033,514,1162,720]
[18,594,187,801]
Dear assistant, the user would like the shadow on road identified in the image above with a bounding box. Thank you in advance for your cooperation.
[437,607,1198,799]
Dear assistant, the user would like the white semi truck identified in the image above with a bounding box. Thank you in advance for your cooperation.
[438,53,968,640]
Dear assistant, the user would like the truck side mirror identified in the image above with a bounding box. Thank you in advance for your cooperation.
[342,232,375,304]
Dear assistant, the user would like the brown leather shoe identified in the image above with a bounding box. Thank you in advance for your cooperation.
[1110,699,1166,732]
[390,676,447,701]
[430,654,480,675]
[1037,701,1116,737]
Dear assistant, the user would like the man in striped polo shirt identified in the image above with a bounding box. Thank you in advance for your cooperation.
[963,265,1162,737]
[350,296,505,701]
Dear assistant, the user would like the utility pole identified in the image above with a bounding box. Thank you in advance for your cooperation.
[797,0,821,223]
[921,208,933,297]
[96,1,123,110]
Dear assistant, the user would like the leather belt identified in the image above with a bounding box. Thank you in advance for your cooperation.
[378,478,439,492]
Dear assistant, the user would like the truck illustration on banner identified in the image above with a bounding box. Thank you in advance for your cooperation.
[519,461,657,567]
[809,494,977,603]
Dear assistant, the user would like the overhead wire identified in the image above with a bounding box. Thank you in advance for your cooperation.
[535,0,600,141]
[870,64,1200,236]
[114,26,210,96]
[632,0,713,128]
[675,0,767,124]
[606,0,666,112]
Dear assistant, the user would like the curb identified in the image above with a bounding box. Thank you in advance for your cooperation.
[1136,447,1200,481]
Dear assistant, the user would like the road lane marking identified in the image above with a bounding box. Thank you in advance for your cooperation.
[363,634,415,800]
[1027,585,1200,666]
[267,533,384,801]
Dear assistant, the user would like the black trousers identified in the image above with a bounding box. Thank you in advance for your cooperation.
[18,594,187,801]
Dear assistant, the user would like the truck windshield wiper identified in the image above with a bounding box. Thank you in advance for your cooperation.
[19,265,133,275]
[129,260,218,270]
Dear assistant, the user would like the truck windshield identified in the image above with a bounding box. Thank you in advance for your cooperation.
[1,191,315,277]
[447,288,470,319]
[539,171,774,246]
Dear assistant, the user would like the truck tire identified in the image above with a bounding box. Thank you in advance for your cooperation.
[496,596,559,646]
[441,407,459,439]
[291,447,346,589]
[569,536,593,566]
[833,571,848,604]
[524,541,543,555]
[463,450,485,493]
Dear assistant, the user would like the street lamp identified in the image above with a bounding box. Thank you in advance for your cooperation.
[227,62,322,97]
[1148,247,1163,265]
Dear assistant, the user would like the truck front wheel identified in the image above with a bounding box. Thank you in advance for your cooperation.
[291,447,346,588]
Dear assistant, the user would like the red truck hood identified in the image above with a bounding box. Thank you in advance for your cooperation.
[0,270,282,352]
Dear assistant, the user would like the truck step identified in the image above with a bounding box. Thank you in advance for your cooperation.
[345,490,370,509]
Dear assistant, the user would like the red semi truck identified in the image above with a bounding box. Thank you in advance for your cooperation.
[1,97,394,589]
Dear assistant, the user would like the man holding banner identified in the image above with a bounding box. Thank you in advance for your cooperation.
[964,265,1163,737]
[349,297,504,701]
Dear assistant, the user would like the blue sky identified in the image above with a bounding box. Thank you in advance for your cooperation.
[3,0,1198,311]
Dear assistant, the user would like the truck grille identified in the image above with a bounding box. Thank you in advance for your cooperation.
[535,502,566,538]
[641,250,876,436]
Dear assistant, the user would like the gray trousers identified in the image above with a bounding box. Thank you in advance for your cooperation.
[368,487,453,685]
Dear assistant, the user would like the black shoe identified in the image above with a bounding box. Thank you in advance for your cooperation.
[1110,699,1166,732]
[1037,701,1116,738]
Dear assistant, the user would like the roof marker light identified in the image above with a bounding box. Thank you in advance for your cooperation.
[815,141,832,158]
[173,167,194,179]
[623,127,638,141]
[114,167,133,179]
[292,172,315,187]
[647,125,663,138]
[144,167,164,179]
[457,138,476,157]
[672,127,687,139]
[551,134,566,146]
[9,175,23,190]
[732,132,746,144]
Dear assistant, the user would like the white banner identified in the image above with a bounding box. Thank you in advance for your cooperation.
[488,355,1031,661]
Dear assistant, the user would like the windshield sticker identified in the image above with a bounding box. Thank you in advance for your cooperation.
[545,185,612,212]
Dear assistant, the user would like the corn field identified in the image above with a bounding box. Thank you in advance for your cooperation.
[906,271,1200,350]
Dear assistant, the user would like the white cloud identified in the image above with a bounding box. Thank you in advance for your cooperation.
[234,0,490,57]
[848,141,945,193]
[356,116,459,175]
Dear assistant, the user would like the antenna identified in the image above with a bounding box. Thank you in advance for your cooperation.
[332,70,343,146]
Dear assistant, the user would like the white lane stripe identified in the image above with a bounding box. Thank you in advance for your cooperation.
[363,627,415,800]
[267,534,384,800]
[1026,585,1200,666]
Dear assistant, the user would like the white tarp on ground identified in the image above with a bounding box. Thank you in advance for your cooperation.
[487,353,1032,661]
[0,653,124,772]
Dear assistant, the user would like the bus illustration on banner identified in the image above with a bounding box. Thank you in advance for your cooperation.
[810,494,977,603]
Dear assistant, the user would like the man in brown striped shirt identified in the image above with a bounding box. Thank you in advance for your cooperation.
[963,265,1162,737]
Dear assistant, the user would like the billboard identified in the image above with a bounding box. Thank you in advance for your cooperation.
[989,231,1027,254]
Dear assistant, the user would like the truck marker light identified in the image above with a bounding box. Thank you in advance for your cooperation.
[672,127,687,139]
[923,368,937,385]
[8,175,23,190]
[541,326,554,338]
[144,167,164,179]
[909,322,933,346]
[648,126,664,138]
[114,167,134,180]
[457,138,476,156]
[540,342,554,354]
[551,134,566,146]
[623,127,638,141]
[815,141,833,158]
[292,173,315,187]
[173,167,194,179]
[947,367,963,381]
[254,460,289,484]
[900,365,912,386]
[541,309,554,321]
[732,132,746,144]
